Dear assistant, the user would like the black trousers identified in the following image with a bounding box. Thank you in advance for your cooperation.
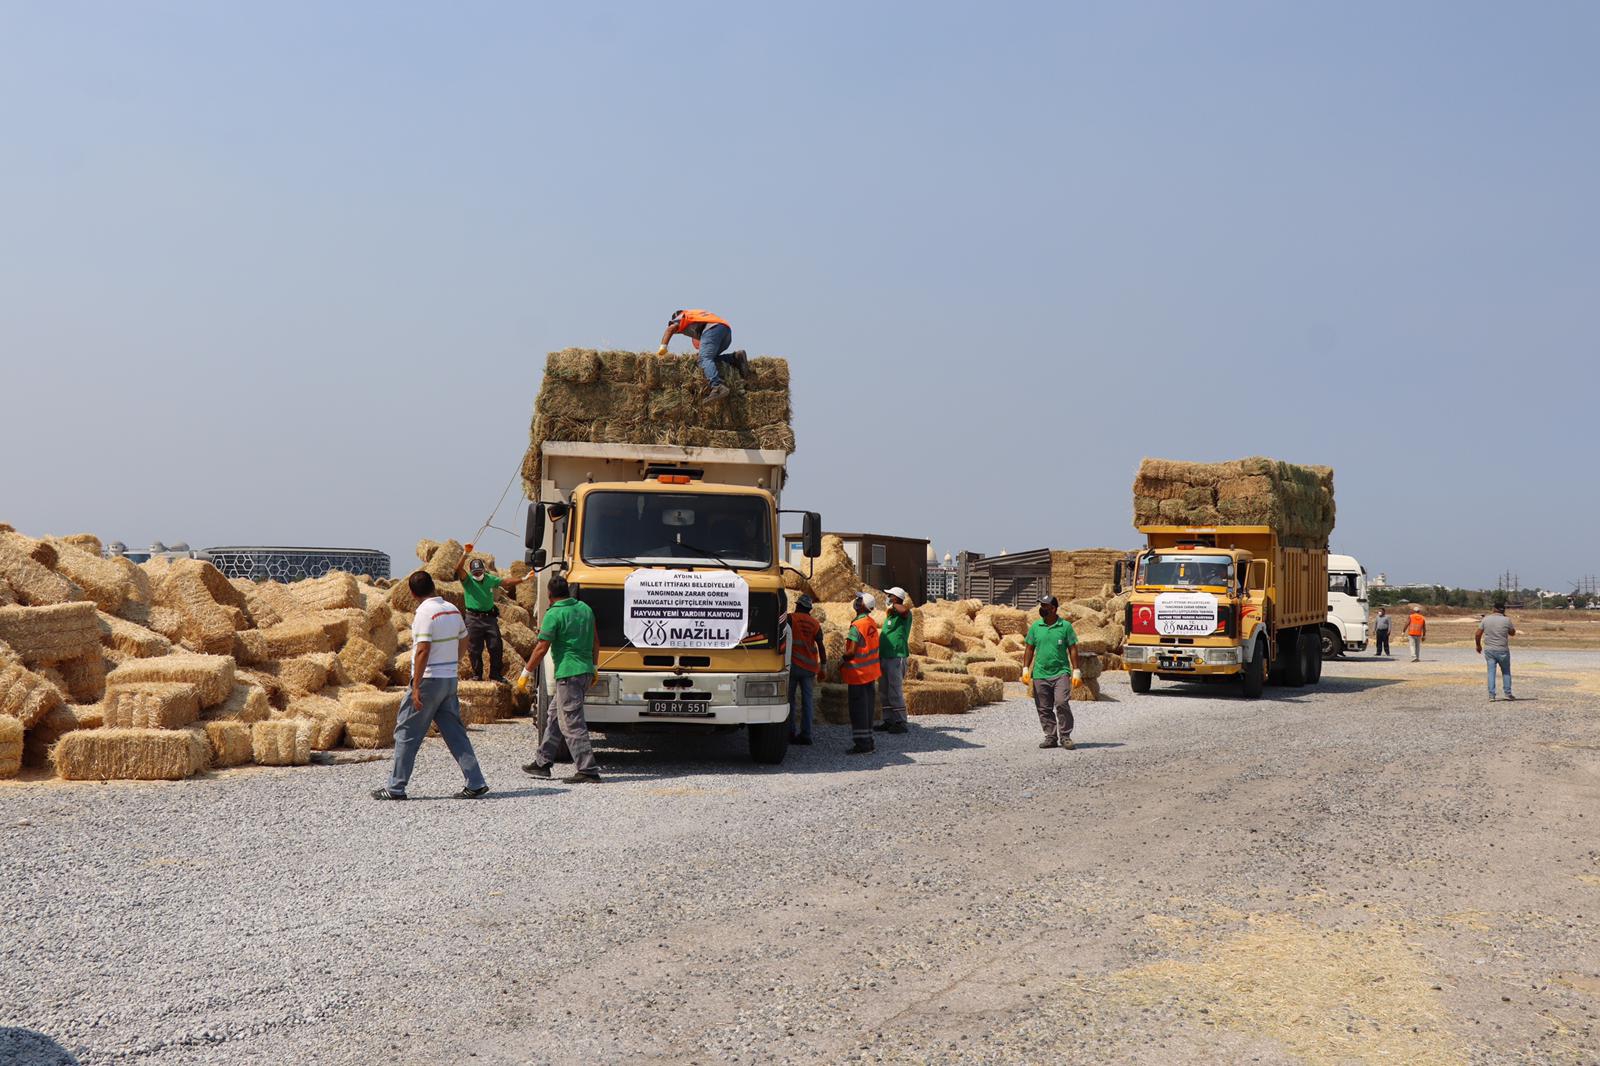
[1375,631,1390,655]
[847,683,875,747]
[464,610,504,680]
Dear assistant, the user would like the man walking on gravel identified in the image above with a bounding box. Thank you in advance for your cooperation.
[455,550,528,683]
[874,587,912,736]
[840,592,882,755]
[1407,605,1428,662]
[373,572,490,801]
[783,595,825,745]
[519,574,603,784]
[1373,607,1392,657]
[1476,600,1517,701]
[1021,595,1082,750]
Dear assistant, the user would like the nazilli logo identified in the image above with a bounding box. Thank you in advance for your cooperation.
[642,620,668,646]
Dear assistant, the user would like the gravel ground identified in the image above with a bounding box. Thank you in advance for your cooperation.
[3,647,1598,1065]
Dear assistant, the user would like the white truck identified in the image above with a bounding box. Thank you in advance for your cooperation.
[1321,552,1369,658]
[522,441,820,764]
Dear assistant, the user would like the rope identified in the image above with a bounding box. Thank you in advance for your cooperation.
[469,459,525,548]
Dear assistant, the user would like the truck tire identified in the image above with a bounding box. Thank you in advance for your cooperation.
[1241,645,1265,698]
[1282,629,1308,687]
[1130,670,1153,694]
[1320,626,1342,660]
[534,675,550,741]
[1306,639,1323,684]
[748,720,790,765]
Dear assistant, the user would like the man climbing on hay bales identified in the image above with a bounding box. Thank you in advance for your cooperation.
[875,587,912,736]
[783,595,825,745]
[373,572,490,801]
[841,593,882,755]
[454,548,527,683]
[1021,595,1083,751]
[656,308,748,404]
[519,574,603,784]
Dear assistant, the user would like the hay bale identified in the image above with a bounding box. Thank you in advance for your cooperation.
[105,654,235,708]
[45,538,130,612]
[60,533,101,554]
[101,681,202,730]
[0,648,65,727]
[1071,676,1101,702]
[976,605,1029,638]
[150,560,241,655]
[205,683,270,724]
[425,540,466,583]
[285,694,346,750]
[0,715,21,778]
[54,727,208,781]
[23,703,84,767]
[251,719,314,766]
[905,682,970,716]
[96,610,172,659]
[1132,457,1335,545]
[337,635,391,686]
[459,680,511,725]
[145,606,185,643]
[58,651,106,703]
[0,602,101,664]
[342,690,401,749]
[288,571,362,612]
[973,676,1005,705]
[0,536,80,606]
[816,682,849,725]
[921,617,957,647]
[191,720,252,768]
[971,659,1023,682]
[923,641,954,662]
[253,618,333,659]
[236,668,289,710]
[1077,652,1105,681]
[808,536,867,605]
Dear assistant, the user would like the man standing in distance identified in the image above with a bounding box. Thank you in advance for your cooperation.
[519,575,603,784]
[783,595,825,745]
[1407,604,1428,662]
[1476,599,1517,701]
[373,572,490,800]
[656,309,748,403]
[1021,595,1083,750]
[1372,607,1391,657]
[874,587,912,736]
[455,548,528,683]
[840,592,882,755]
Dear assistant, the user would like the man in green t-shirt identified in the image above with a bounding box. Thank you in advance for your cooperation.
[1021,594,1082,750]
[874,586,913,735]
[517,574,602,783]
[454,552,528,683]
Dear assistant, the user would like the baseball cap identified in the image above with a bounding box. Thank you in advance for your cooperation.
[886,586,908,602]
[1039,594,1059,607]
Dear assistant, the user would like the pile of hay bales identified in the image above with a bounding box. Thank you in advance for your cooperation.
[521,348,795,495]
[0,525,526,782]
[1050,549,1126,604]
[1133,457,1335,546]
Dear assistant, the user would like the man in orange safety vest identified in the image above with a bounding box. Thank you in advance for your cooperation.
[657,309,748,403]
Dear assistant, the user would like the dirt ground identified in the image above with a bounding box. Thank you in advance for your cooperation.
[2,648,1598,1064]
[1379,606,1600,650]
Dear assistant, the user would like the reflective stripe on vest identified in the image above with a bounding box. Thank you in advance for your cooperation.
[788,613,821,675]
[671,309,729,350]
[841,615,881,684]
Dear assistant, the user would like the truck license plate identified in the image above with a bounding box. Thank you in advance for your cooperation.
[1158,656,1192,671]
[644,700,712,717]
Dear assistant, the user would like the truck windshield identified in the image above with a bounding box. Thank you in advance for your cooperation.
[1140,554,1234,588]
[581,491,773,569]
[1329,573,1359,597]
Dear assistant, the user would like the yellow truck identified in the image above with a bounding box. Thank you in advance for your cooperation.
[1116,525,1328,697]
[522,441,820,763]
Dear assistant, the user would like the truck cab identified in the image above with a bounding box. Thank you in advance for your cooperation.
[526,442,819,764]
[1322,553,1368,658]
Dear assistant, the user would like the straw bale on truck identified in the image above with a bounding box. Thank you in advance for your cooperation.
[1133,457,1334,546]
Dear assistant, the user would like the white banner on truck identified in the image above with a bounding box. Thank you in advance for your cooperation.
[623,569,750,650]
[1153,592,1218,636]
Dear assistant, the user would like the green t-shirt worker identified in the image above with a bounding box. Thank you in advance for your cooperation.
[1021,594,1082,750]
[453,546,528,683]
[875,586,913,734]
[518,574,603,784]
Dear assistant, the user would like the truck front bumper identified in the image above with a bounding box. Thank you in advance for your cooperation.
[581,670,792,726]
[1122,643,1243,676]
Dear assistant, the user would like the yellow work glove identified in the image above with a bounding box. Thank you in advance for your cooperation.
[464,542,474,553]
[1071,668,1084,688]
[591,670,600,687]
[515,669,533,696]
[1020,670,1032,685]
[655,345,668,357]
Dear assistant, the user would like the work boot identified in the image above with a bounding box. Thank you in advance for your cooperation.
[847,742,875,755]
[1504,693,1517,701]
[522,761,551,779]
[727,349,749,375]
[873,721,891,732]
[563,771,603,784]
[702,383,731,404]
[885,722,908,734]
[1038,737,1059,749]
[1060,737,1076,750]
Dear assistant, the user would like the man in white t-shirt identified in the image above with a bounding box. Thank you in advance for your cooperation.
[374,572,490,800]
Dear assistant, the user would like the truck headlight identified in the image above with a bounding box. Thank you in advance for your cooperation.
[744,680,781,700]
[1123,646,1148,663]
[1203,648,1240,665]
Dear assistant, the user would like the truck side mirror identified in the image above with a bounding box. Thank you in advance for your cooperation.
[525,548,547,569]
[1113,561,1123,595]
[802,512,822,558]
[525,503,545,551]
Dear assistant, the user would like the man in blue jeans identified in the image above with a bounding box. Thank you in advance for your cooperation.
[1476,600,1517,701]
[373,571,490,800]
[783,595,825,744]
[657,309,748,403]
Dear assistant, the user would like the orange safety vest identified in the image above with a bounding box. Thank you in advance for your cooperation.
[1407,613,1426,637]
[787,611,822,676]
[669,309,729,349]
[841,614,882,685]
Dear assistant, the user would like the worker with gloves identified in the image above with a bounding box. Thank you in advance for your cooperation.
[1021,594,1082,750]
[518,574,603,784]
[874,587,912,735]
[454,546,527,683]
[783,595,826,745]
[656,309,748,404]
[840,592,883,755]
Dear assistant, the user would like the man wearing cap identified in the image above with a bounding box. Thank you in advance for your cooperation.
[840,592,882,755]
[874,587,912,736]
[656,309,749,404]
[1021,595,1083,750]
[1476,599,1517,701]
[783,595,826,745]
[1406,605,1428,662]
[454,550,529,683]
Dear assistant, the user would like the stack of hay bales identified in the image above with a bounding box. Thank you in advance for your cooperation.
[1050,549,1126,604]
[521,348,795,495]
[0,524,530,783]
[1133,457,1335,546]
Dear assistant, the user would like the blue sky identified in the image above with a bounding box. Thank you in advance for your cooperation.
[2,2,1595,589]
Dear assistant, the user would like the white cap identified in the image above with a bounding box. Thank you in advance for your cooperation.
[857,592,877,611]
[886,586,908,603]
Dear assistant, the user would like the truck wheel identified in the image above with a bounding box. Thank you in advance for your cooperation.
[1282,630,1308,687]
[1320,626,1341,660]
[534,676,550,741]
[748,721,790,765]
[1130,671,1153,694]
[1307,640,1323,684]
[1242,647,1265,698]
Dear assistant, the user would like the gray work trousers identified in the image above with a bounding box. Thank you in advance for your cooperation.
[536,675,598,775]
[388,676,487,794]
[1032,675,1074,740]
[1410,635,1423,661]
[878,657,908,725]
